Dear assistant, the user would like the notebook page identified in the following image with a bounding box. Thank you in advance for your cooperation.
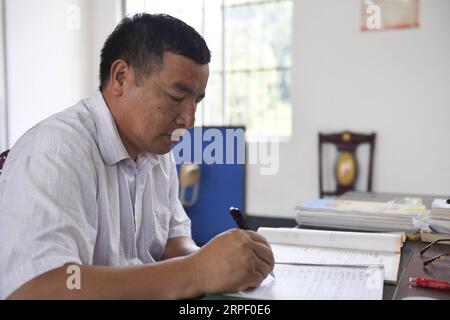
[227,264,384,300]
[258,227,403,252]
[271,243,400,283]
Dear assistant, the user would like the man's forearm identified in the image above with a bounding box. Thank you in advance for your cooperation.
[8,256,203,300]
[162,236,200,260]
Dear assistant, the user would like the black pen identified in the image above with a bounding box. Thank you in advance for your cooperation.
[229,206,250,230]
[229,207,275,279]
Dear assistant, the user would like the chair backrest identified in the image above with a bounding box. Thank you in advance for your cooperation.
[318,131,376,198]
[0,149,9,175]
[174,126,245,246]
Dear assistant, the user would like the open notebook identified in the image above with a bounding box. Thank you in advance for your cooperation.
[227,263,384,300]
[258,227,404,283]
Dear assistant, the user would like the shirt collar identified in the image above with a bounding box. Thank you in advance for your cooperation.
[86,90,130,166]
[86,91,162,168]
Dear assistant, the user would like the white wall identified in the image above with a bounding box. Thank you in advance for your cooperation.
[5,0,120,146]
[86,0,122,93]
[246,0,450,218]
[6,0,89,145]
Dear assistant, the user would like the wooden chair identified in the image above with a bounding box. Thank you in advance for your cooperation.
[0,149,9,175]
[318,131,376,198]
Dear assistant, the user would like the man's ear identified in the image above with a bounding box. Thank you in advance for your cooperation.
[109,59,132,97]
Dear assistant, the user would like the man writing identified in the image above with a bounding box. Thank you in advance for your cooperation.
[0,13,274,299]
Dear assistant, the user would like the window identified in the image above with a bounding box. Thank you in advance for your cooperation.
[125,0,292,137]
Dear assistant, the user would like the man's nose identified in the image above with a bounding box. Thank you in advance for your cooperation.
[175,102,196,128]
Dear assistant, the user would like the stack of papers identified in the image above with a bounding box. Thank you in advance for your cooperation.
[295,199,428,232]
[428,199,450,234]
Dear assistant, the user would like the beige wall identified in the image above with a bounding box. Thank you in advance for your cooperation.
[5,0,121,146]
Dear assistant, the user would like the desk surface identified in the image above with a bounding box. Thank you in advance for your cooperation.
[342,192,450,299]
[247,191,450,300]
[393,241,450,300]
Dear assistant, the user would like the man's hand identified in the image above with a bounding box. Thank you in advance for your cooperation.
[188,229,275,294]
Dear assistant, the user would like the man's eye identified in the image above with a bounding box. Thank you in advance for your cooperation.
[169,95,183,102]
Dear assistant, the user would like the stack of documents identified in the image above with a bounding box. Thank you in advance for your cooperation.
[428,199,450,234]
[295,199,428,232]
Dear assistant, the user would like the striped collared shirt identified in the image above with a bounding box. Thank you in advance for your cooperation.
[0,91,191,299]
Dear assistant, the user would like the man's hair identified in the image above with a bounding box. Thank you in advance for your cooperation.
[99,13,211,90]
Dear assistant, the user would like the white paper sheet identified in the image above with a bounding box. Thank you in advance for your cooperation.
[270,243,400,283]
[257,227,402,283]
[258,227,403,252]
[228,264,384,300]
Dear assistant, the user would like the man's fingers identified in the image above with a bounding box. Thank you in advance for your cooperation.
[245,230,272,247]
[244,251,272,291]
[250,240,275,270]
[241,230,275,268]
[248,246,274,278]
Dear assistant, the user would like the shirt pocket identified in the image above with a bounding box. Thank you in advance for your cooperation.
[148,200,171,261]
[155,202,171,236]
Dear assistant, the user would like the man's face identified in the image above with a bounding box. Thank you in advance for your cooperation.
[118,52,209,156]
